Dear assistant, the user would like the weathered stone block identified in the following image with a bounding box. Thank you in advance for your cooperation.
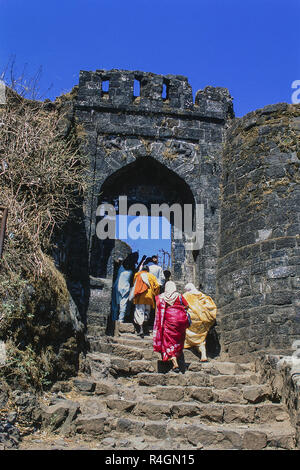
[144,422,168,439]
[106,399,135,413]
[75,413,108,435]
[154,386,185,402]
[223,405,255,424]
[242,385,271,403]
[41,401,80,432]
[116,417,144,434]
[73,379,96,393]
[95,382,115,396]
[242,431,267,450]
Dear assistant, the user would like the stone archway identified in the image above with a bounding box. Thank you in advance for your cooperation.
[90,156,197,286]
[76,69,230,334]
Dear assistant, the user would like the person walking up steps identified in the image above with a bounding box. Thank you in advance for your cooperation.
[111,252,138,323]
[153,281,190,372]
[131,265,160,338]
[183,282,217,362]
[147,255,165,291]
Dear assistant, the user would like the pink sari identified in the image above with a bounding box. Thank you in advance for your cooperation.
[153,294,190,361]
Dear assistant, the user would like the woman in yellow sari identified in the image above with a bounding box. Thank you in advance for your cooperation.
[183,283,217,362]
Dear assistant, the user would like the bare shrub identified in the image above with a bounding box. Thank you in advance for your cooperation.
[0,55,52,100]
[0,88,89,276]
[0,85,90,389]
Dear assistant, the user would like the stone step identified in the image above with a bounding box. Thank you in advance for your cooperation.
[88,354,259,388]
[116,322,136,335]
[106,336,154,349]
[72,375,273,405]
[89,336,207,362]
[87,352,156,376]
[96,334,257,371]
[104,398,289,425]
[108,335,256,370]
[42,390,295,450]
[90,341,146,361]
[72,378,116,396]
[137,371,210,387]
[70,409,295,450]
[111,416,296,450]
[150,384,272,404]
[87,326,106,337]
[87,352,260,383]
[89,341,257,374]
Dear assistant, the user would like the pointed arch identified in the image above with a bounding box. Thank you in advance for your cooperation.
[90,157,198,284]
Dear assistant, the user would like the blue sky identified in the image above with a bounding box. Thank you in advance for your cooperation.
[1,0,299,116]
[116,215,171,264]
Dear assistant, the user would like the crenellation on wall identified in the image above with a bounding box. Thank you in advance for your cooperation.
[77,69,232,121]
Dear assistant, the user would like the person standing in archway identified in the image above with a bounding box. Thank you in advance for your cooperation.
[162,270,171,291]
[131,265,160,338]
[111,252,138,323]
[147,255,165,291]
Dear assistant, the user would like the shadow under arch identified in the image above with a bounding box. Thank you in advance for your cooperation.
[101,157,195,208]
[90,157,198,284]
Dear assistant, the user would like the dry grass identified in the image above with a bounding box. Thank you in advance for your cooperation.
[0,90,89,273]
[0,89,89,389]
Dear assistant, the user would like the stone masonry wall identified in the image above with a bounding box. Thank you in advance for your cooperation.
[255,347,300,447]
[217,103,300,360]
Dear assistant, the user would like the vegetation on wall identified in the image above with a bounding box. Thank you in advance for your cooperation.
[0,87,89,390]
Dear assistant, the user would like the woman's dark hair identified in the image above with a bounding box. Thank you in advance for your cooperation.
[123,252,139,270]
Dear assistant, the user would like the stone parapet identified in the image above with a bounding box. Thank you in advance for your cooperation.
[77,69,233,121]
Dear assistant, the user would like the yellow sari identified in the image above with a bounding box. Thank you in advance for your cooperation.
[183,291,217,348]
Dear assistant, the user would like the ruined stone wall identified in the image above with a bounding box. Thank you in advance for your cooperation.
[217,103,300,360]
[255,350,300,447]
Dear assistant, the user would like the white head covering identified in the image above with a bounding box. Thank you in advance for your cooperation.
[184,282,201,295]
[160,281,180,305]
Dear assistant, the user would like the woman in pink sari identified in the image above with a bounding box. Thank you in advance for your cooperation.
[153,281,190,372]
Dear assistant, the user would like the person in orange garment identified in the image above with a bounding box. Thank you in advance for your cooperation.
[131,265,160,338]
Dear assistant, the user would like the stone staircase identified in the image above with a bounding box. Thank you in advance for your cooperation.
[62,322,297,450]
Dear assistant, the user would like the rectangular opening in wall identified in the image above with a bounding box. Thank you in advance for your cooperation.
[162,83,168,100]
[101,79,109,98]
[133,79,141,99]
[162,79,169,101]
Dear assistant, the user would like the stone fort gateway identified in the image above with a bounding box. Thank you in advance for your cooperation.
[62,68,300,363]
